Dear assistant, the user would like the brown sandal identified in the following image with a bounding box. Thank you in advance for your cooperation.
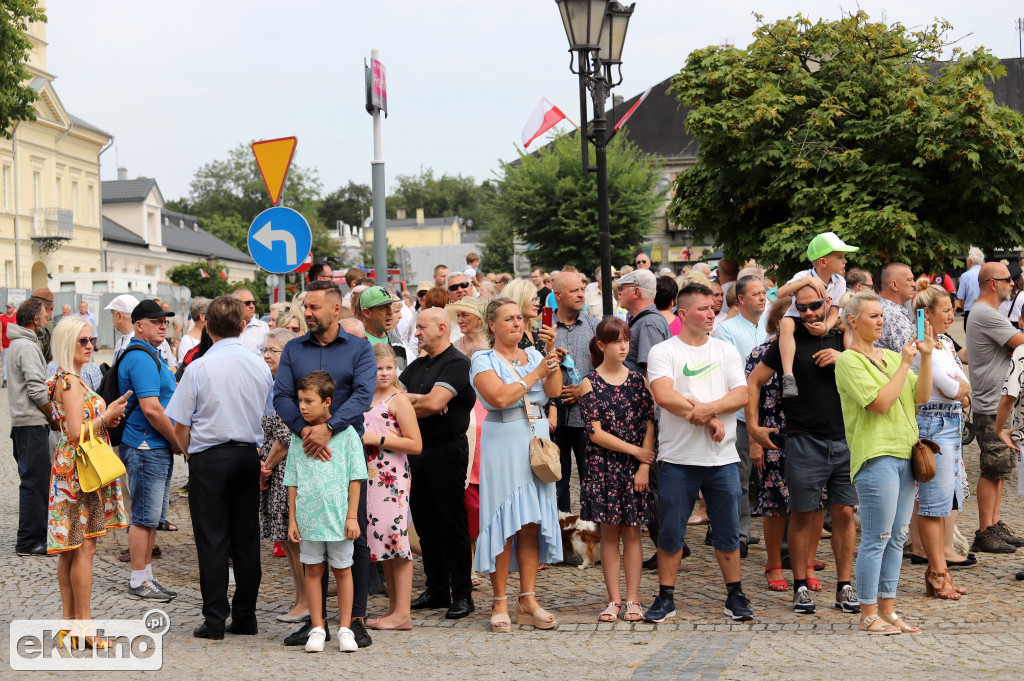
[925,569,961,600]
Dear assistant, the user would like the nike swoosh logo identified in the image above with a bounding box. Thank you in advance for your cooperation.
[681,362,715,377]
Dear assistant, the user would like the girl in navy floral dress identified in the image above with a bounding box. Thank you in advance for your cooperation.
[579,318,655,624]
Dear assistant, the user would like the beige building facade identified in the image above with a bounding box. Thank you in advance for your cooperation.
[0,14,110,290]
[365,208,463,248]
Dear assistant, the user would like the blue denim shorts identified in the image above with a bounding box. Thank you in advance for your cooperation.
[915,404,963,517]
[119,445,173,527]
[784,433,858,512]
[657,461,741,552]
[300,539,355,569]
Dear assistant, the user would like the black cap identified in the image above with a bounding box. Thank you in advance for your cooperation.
[1009,262,1023,282]
[131,299,175,323]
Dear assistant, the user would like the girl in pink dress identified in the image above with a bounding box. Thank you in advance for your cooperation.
[363,344,422,630]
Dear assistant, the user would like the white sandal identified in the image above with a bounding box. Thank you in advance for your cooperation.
[598,602,620,622]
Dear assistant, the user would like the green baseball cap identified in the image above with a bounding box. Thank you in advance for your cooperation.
[807,231,858,261]
[359,285,398,311]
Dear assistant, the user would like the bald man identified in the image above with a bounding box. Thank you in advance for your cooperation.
[969,262,1024,553]
[400,307,475,618]
[341,318,367,338]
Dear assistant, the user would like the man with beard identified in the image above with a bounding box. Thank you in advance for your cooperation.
[747,283,859,616]
[273,281,377,648]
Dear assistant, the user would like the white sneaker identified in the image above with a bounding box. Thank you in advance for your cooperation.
[338,626,357,652]
[304,626,326,653]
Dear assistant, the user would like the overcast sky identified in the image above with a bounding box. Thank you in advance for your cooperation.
[45,0,1024,204]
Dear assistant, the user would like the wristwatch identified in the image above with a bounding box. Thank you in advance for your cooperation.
[325,422,335,434]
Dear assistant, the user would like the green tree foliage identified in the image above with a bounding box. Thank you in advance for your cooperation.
[668,11,1024,277]
[387,169,485,227]
[318,181,372,231]
[167,142,324,256]
[166,262,269,310]
[0,1,45,138]
[490,132,662,273]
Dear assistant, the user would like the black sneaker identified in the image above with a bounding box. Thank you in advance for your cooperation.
[127,580,173,602]
[724,590,753,621]
[995,521,1024,548]
[704,529,714,546]
[781,375,798,398]
[972,526,1017,554]
[792,586,815,614]
[151,579,177,597]
[643,595,676,623]
[350,618,372,648]
[284,618,330,646]
[642,554,658,570]
[834,585,860,613]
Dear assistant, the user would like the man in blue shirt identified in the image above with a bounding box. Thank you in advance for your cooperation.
[273,280,377,648]
[117,299,181,603]
[957,247,984,325]
[167,295,273,640]
[714,275,768,556]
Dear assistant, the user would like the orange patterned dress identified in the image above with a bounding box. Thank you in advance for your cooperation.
[46,370,128,553]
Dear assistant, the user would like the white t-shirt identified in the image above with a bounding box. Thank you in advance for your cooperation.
[912,334,967,404]
[784,268,846,318]
[647,336,747,466]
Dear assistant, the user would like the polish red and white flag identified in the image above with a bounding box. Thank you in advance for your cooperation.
[199,268,210,279]
[521,97,567,148]
[614,87,652,131]
[219,269,228,280]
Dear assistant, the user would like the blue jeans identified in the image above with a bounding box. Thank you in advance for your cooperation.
[854,455,916,605]
[120,445,173,527]
[915,404,962,517]
[657,461,741,552]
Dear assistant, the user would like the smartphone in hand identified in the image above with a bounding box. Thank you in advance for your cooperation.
[916,308,925,342]
[542,306,554,328]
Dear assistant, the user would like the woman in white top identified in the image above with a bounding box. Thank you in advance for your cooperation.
[176,297,210,363]
[910,285,972,598]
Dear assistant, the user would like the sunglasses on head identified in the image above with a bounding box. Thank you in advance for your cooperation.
[795,299,827,312]
[448,281,471,291]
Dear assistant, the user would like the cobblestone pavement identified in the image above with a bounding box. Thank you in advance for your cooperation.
[3,324,1024,679]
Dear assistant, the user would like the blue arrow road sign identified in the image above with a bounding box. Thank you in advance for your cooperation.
[247,206,312,274]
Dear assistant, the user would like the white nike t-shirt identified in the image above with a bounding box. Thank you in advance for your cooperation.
[647,335,747,466]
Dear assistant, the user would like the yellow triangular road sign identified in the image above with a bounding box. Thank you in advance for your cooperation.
[252,136,297,206]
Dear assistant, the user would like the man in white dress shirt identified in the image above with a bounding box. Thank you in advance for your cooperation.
[234,289,269,355]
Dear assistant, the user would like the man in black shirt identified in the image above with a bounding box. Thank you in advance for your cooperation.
[747,284,859,617]
[399,308,475,620]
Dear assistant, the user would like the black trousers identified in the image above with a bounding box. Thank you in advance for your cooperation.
[409,437,472,601]
[11,425,51,552]
[554,425,588,513]
[316,478,369,619]
[188,445,262,631]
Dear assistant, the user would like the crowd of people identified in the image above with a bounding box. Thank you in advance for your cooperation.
[7,238,1024,651]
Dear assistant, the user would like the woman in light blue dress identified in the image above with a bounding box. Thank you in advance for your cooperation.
[471,298,563,633]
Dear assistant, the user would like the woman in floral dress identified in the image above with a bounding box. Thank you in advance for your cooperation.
[363,343,422,630]
[47,317,129,647]
[578,318,655,623]
[257,327,305,622]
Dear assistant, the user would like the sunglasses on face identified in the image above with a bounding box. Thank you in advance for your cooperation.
[635,260,648,266]
[417,290,427,297]
[76,337,93,348]
[448,281,471,291]
[795,299,827,312]
[240,300,256,306]
[987,277,1014,284]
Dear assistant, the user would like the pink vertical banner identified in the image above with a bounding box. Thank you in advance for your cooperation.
[371,59,387,114]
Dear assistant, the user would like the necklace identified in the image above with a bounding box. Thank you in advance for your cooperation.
[498,348,521,366]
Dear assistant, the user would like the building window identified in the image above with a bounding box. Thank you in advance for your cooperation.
[87,186,94,225]
[4,261,12,287]
[2,166,10,212]
[71,181,78,224]
[56,175,62,209]
[33,171,41,209]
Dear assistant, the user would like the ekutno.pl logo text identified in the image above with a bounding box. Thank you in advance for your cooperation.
[9,609,169,671]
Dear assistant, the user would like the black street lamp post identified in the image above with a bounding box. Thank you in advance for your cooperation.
[555,0,634,316]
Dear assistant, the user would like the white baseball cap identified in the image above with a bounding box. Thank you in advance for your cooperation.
[104,294,141,313]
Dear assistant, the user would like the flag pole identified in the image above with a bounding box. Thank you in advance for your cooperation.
[562,114,581,131]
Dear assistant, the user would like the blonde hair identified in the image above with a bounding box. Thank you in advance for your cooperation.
[52,316,90,374]
[373,342,397,365]
[916,276,931,293]
[275,311,306,333]
[289,291,306,317]
[913,284,951,313]
[676,270,712,290]
[501,279,539,321]
[843,290,880,326]
[484,297,519,346]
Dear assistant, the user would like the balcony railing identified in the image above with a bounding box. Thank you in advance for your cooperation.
[33,207,73,240]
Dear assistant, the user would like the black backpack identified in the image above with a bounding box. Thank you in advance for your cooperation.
[97,345,161,447]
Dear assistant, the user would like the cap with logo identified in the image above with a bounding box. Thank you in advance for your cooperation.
[806,231,859,262]
[359,286,398,311]
[131,299,175,324]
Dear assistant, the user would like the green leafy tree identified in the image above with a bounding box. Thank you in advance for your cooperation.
[668,12,1024,277]
[318,181,371,232]
[0,1,46,138]
[167,142,323,252]
[166,262,270,311]
[490,132,662,273]
[387,169,485,227]
[359,242,398,269]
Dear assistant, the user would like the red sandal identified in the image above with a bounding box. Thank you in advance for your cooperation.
[764,566,789,592]
[806,566,822,591]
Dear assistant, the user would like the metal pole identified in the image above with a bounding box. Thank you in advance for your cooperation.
[371,48,387,286]
[589,52,614,317]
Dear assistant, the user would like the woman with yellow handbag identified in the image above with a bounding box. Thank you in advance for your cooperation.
[46,317,130,649]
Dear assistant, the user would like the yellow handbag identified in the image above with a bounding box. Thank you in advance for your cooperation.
[76,420,126,493]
